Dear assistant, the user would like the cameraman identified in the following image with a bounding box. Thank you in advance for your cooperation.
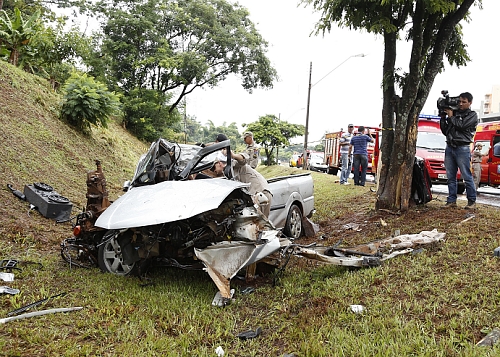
[439,92,478,209]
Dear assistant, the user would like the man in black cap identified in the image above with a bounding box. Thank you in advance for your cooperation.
[339,124,355,185]
[215,133,228,143]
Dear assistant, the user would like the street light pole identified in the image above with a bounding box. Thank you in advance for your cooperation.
[302,54,366,170]
[303,62,312,170]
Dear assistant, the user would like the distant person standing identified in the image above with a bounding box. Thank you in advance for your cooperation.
[339,124,354,185]
[349,126,374,186]
[471,143,484,192]
[243,131,260,168]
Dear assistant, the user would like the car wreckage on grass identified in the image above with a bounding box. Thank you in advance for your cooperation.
[60,138,446,304]
[61,139,316,302]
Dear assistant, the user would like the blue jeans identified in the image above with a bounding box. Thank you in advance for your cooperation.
[444,145,476,203]
[352,154,368,186]
[340,152,352,183]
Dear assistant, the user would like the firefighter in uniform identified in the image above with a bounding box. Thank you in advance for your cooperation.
[243,131,260,169]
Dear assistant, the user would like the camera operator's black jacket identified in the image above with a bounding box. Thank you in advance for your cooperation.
[439,108,478,148]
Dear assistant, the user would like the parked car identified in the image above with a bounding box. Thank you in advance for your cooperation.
[309,153,328,172]
[61,138,314,302]
[289,154,300,167]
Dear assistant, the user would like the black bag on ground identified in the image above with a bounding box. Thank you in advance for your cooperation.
[411,157,432,204]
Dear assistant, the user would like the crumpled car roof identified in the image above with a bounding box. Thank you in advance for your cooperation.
[95,179,250,230]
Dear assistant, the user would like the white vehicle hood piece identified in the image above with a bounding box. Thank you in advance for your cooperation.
[195,231,282,298]
[95,179,249,229]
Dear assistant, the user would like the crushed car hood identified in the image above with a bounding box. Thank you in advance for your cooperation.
[95,179,249,229]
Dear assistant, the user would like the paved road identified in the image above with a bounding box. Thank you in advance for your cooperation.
[431,184,500,208]
[298,168,500,208]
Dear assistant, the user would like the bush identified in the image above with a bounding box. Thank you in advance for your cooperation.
[60,72,121,134]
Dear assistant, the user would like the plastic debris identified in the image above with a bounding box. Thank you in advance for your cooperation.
[215,346,224,356]
[212,289,234,307]
[0,307,83,324]
[342,223,361,231]
[0,272,14,282]
[237,327,262,340]
[240,287,255,295]
[350,305,366,314]
[477,327,500,346]
[0,286,20,295]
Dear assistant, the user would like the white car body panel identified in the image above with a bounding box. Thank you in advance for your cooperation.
[96,179,249,230]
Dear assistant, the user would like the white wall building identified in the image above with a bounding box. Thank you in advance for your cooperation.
[482,85,500,115]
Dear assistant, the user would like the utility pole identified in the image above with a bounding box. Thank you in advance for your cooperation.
[302,54,365,170]
[183,99,187,144]
[303,62,312,170]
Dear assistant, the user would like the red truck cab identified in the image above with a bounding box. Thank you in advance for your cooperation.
[474,121,500,187]
[373,114,465,192]
[414,115,451,185]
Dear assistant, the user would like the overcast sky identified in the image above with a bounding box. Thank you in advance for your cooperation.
[187,0,499,145]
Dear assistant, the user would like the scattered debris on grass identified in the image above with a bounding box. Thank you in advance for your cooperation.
[476,327,500,346]
[7,292,67,317]
[0,286,19,295]
[215,346,225,356]
[0,272,14,282]
[0,307,83,324]
[237,326,262,340]
[342,223,361,231]
[212,289,235,307]
[292,229,445,268]
[350,305,366,314]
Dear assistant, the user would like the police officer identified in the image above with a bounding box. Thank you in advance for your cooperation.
[243,131,260,169]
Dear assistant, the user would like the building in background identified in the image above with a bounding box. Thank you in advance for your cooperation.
[481,85,500,122]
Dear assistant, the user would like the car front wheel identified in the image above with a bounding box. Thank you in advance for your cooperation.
[98,230,136,276]
[284,204,303,239]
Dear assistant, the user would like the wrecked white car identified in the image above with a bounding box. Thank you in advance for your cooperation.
[61,138,314,301]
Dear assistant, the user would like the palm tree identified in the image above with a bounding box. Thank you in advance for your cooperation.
[0,8,41,66]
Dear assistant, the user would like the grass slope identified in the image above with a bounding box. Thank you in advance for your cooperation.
[1,60,500,356]
[0,60,147,249]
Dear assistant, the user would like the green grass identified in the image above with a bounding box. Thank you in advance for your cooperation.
[2,60,500,356]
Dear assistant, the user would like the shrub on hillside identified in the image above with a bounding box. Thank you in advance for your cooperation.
[60,72,121,134]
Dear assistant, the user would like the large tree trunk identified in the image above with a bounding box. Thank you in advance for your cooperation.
[376,0,476,213]
[376,31,417,212]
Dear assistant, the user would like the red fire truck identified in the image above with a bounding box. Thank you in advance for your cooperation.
[324,126,379,175]
[473,121,500,187]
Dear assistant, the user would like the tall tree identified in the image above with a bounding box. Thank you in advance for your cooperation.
[94,0,277,112]
[201,120,241,147]
[245,115,304,165]
[304,0,479,211]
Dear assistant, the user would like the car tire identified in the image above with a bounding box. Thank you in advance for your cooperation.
[457,182,466,195]
[98,230,137,276]
[284,204,303,239]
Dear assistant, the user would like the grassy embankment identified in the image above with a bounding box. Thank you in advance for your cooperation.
[2,60,500,356]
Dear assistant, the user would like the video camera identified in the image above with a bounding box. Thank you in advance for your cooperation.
[437,90,460,116]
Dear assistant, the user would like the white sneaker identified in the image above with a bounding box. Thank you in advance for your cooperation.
[343,182,351,185]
